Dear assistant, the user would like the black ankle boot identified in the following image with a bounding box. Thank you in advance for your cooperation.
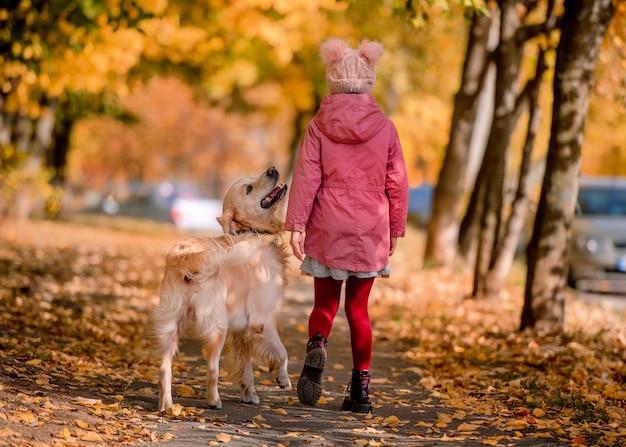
[297,332,327,406]
[341,369,372,413]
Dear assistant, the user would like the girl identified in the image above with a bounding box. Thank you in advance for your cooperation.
[285,38,409,413]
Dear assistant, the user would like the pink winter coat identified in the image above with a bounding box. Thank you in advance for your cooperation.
[285,93,409,272]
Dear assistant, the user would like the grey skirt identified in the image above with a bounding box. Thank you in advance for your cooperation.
[300,256,390,280]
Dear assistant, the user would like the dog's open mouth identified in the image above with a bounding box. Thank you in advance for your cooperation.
[260,183,287,209]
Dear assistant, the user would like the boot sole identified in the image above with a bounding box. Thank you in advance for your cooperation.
[351,402,372,413]
[297,347,325,406]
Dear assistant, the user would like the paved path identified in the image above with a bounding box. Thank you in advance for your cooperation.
[126,272,568,447]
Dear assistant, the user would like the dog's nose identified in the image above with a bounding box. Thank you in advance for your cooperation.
[266,166,278,177]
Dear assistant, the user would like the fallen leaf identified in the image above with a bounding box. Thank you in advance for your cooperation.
[532,408,546,417]
[80,431,103,442]
[383,415,400,426]
[216,432,231,443]
[169,403,184,417]
[437,412,453,423]
[72,397,102,406]
[457,422,478,431]
[178,384,195,398]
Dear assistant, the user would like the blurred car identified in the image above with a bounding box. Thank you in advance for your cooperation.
[170,197,223,232]
[568,176,626,292]
[101,180,207,223]
[407,184,434,227]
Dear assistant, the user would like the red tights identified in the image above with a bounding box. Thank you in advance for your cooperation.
[309,276,375,371]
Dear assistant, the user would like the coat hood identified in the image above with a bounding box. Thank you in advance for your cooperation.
[314,94,388,144]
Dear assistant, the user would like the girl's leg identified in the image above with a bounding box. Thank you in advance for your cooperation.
[298,276,342,406]
[344,276,375,370]
[309,276,343,338]
[342,276,375,413]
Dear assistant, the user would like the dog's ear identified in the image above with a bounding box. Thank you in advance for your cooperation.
[217,210,235,234]
[217,209,247,234]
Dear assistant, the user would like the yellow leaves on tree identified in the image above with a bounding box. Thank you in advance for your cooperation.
[43,26,145,96]
[139,16,208,62]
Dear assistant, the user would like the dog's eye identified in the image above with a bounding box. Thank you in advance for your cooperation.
[246,185,253,195]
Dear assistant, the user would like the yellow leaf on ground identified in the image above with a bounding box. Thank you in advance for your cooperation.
[384,415,400,425]
[216,432,231,443]
[532,408,546,417]
[178,384,195,398]
[60,427,73,439]
[437,412,453,423]
[26,359,42,366]
[441,434,465,441]
[75,420,89,429]
[457,422,478,431]
[81,431,103,442]
[169,403,184,416]
[418,376,437,390]
[274,408,288,416]
[285,432,306,437]
[72,397,102,406]
[532,432,554,438]
[18,412,36,424]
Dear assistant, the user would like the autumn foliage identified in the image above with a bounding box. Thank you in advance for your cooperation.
[0,219,624,446]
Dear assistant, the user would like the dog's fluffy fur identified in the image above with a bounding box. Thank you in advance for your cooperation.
[153,167,290,411]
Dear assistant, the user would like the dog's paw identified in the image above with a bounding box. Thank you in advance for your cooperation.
[276,377,292,389]
[206,392,222,410]
[158,395,174,413]
[240,390,260,405]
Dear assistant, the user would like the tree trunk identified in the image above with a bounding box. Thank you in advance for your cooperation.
[521,0,616,332]
[48,117,73,186]
[472,0,525,298]
[457,9,500,264]
[424,9,492,268]
[483,49,546,296]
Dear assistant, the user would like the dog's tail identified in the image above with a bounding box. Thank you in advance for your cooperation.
[165,234,276,281]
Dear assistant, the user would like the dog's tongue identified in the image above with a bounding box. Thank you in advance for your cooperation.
[261,183,286,208]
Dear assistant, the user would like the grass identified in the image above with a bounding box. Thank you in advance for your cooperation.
[547,389,608,423]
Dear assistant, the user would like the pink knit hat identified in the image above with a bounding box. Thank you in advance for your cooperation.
[320,38,384,95]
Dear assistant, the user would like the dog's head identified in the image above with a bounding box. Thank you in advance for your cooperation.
[217,166,288,235]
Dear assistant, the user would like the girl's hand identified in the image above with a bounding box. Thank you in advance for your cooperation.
[389,236,398,256]
[290,231,306,261]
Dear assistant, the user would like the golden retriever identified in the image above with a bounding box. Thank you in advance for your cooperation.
[153,167,290,412]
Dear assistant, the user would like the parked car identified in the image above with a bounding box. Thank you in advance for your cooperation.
[407,184,434,227]
[170,197,223,232]
[101,180,206,223]
[568,176,626,292]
